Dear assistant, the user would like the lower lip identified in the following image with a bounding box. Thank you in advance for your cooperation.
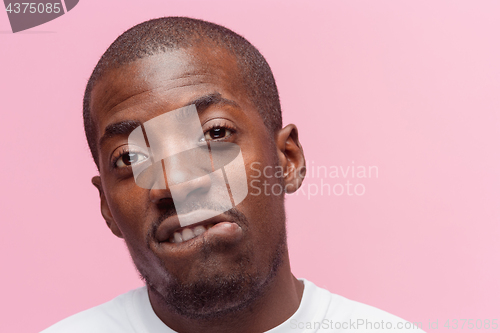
[205,221,243,242]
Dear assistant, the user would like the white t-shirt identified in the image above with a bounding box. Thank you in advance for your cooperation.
[41,279,426,332]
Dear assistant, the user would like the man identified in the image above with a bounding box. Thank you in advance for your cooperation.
[43,17,425,332]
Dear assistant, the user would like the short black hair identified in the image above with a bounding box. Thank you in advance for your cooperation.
[83,17,282,168]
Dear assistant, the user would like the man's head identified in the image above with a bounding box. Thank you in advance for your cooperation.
[84,17,282,168]
[85,17,305,321]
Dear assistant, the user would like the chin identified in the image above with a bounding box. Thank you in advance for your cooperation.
[150,271,267,320]
[140,230,286,320]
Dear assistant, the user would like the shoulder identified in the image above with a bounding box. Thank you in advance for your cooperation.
[300,279,426,332]
[40,287,146,333]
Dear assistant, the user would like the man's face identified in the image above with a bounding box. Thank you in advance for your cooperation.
[90,45,291,316]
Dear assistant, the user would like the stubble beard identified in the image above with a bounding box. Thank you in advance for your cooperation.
[136,210,288,320]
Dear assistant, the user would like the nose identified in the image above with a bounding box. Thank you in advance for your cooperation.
[149,148,213,204]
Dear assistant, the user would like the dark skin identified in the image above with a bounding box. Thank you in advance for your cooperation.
[90,43,306,333]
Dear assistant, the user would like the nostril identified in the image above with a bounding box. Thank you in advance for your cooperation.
[157,197,175,209]
[149,186,173,204]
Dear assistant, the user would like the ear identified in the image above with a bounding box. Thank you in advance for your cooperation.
[275,124,306,193]
[91,176,123,238]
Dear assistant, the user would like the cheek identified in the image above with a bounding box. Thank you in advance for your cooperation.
[239,132,284,212]
[245,156,284,198]
[242,157,287,233]
[106,182,150,237]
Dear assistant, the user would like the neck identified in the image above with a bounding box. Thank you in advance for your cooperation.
[148,256,304,333]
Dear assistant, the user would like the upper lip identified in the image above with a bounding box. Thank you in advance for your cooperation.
[154,211,236,243]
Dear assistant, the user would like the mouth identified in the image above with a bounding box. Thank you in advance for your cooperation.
[155,210,240,245]
[168,222,217,243]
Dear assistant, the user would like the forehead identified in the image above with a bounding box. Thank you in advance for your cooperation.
[90,45,252,135]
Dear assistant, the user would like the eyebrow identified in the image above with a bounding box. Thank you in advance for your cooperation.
[188,92,239,112]
[98,93,240,150]
[99,120,142,149]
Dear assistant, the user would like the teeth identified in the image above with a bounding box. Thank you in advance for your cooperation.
[173,232,183,243]
[169,224,211,243]
[194,225,206,236]
[182,228,195,241]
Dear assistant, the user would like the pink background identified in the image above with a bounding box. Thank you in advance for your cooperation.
[1,1,499,332]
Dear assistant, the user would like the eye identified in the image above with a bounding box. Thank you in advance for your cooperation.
[115,151,148,168]
[202,126,233,142]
